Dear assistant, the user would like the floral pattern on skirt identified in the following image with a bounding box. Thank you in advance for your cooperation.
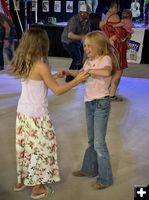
[16,112,60,186]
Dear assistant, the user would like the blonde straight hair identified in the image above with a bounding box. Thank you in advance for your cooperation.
[83,31,120,75]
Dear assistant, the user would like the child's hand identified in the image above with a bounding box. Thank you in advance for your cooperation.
[56,69,70,78]
[106,11,114,19]
[56,70,65,78]
[110,35,117,41]
[109,35,116,46]
[74,70,90,83]
[61,69,70,76]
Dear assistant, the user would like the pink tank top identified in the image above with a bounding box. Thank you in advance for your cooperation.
[17,79,49,117]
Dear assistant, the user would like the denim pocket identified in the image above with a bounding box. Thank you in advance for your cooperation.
[96,98,111,115]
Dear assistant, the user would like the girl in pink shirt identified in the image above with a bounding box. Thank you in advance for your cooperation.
[62,31,119,188]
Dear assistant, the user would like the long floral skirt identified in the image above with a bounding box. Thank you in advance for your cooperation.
[16,112,60,186]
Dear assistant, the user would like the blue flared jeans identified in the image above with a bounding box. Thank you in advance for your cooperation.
[81,97,113,186]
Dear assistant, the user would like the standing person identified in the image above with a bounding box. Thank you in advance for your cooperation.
[100,0,128,102]
[8,28,89,199]
[86,0,98,13]
[61,3,91,82]
[62,31,119,189]
[0,12,16,61]
[0,22,5,70]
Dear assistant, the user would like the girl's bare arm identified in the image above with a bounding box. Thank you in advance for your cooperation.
[38,62,89,95]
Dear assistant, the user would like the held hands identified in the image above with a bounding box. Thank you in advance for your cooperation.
[56,69,70,78]
[74,70,90,83]
[56,69,90,83]
[61,69,70,76]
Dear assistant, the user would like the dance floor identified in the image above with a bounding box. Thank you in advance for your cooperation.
[0,57,149,200]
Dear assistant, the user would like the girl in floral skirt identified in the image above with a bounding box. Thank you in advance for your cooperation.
[8,28,89,199]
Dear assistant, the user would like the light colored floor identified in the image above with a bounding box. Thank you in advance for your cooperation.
[0,57,149,200]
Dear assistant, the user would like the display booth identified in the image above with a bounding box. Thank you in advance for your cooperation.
[6,0,149,64]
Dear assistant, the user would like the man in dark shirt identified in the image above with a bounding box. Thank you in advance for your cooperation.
[61,3,91,82]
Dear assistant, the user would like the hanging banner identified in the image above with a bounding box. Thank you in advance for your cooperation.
[127,28,145,64]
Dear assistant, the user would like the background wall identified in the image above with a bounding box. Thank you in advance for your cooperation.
[9,0,143,39]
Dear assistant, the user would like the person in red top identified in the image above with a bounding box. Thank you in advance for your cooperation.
[100,0,129,101]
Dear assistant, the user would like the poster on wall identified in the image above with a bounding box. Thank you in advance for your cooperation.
[42,0,49,12]
[54,1,61,13]
[32,0,37,12]
[66,1,73,13]
[78,1,85,12]
[127,28,145,64]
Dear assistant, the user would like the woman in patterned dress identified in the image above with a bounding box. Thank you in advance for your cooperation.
[100,0,129,101]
